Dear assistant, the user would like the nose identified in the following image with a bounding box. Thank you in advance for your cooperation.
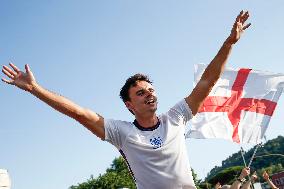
[145,89,154,97]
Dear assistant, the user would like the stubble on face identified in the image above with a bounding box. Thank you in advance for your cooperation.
[127,81,158,115]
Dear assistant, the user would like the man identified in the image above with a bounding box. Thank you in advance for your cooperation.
[2,11,250,189]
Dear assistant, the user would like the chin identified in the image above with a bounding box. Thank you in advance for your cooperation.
[150,108,157,112]
[150,105,158,112]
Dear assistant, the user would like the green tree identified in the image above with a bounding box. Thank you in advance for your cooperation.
[70,156,203,189]
[206,136,284,180]
[192,168,202,189]
[70,156,135,189]
[207,166,243,185]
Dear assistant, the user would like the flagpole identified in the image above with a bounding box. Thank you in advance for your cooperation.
[240,145,254,189]
[248,142,262,168]
[240,142,262,189]
[240,146,247,167]
[247,143,262,189]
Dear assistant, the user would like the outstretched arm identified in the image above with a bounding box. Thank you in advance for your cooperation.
[2,63,105,139]
[263,171,279,189]
[186,10,251,115]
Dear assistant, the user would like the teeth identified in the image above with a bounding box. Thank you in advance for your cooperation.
[146,99,154,104]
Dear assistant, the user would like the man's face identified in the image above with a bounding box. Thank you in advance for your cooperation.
[125,80,158,116]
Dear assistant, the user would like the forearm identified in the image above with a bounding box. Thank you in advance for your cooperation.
[2,63,105,138]
[230,180,242,189]
[201,37,234,84]
[267,179,279,189]
[242,181,252,189]
[29,82,85,121]
[29,82,105,139]
[187,38,234,114]
[230,169,249,189]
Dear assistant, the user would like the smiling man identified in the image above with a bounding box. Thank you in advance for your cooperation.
[2,11,250,189]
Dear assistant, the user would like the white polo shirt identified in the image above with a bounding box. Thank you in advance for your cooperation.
[104,99,196,189]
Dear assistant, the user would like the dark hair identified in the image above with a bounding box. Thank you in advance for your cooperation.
[120,73,152,103]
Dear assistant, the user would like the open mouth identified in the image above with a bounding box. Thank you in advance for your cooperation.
[145,98,157,105]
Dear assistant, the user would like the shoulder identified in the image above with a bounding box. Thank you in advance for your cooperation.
[104,119,135,148]
[105,119,133,128]
[167,99,193,118]
[104,119,134,133]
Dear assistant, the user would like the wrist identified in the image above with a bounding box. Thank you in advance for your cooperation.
[224,37,235,46]
[238,175,244,180]
[237,176,246,183]
[28,81,38,93]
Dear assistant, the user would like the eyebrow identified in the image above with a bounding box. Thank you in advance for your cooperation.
[136,89,144,95]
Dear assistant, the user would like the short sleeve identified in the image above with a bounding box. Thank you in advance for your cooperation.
[167,99,193,126]
[104,119,129,149]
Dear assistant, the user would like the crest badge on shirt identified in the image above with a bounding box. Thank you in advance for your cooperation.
[149,136,163,149]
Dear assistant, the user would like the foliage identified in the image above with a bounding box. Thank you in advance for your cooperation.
[201,135,284,187]
[69,156,135,189]
[192,168,202,189]
[207,166,243,185]
[69,136,284,188]
[257,163,283,182]
[70,157,203,189]
[199,181,212,189]
[206,135,284,181]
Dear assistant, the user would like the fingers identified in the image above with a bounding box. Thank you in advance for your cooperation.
[1,78,14,85]
[2,65,15,85]
[263,171,269,179]
[2,65,16,79]
[1,63,21,85]
[243,23,251,30]
[251,171,258,180]
[235,10,250,25]
[240,11,250,27]
[233,10,251,34]
[9,62,20,73]
[25,64,31,74]
[242,167,250,176]
[240,11,250,24]
[235,10,244,22]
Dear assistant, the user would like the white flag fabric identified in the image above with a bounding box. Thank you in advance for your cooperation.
[186,64,284,144]
[0,169,11,189]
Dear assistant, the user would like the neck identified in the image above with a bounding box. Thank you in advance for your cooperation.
[135,114,158,129]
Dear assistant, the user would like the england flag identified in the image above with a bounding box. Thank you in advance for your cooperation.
[186,64,284,144]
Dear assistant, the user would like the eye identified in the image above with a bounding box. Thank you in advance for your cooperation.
[137,91,144,96]
[149,88,155,93]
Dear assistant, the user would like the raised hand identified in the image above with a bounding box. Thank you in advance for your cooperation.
[251,171,258,181]
[214,182,222,189]
[2,63,36,92]
[228,10,251,44]
[239,167,250,179]
[262,171,270,181]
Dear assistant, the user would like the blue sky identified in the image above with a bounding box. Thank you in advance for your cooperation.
[1,1,284,188]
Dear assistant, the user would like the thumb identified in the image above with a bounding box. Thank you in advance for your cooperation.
[25,64,36,80]
[25,64,35,77]
[25,64,31,73]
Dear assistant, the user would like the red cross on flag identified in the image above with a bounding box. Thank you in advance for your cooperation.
[186,64,284,144]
